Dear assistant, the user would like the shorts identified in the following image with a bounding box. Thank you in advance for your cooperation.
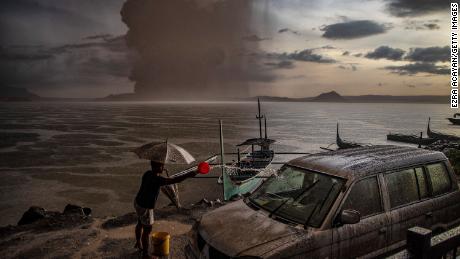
[134,201,154,226]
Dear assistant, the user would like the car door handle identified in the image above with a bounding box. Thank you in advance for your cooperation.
[425,212,433,218]
[379,228,386,234]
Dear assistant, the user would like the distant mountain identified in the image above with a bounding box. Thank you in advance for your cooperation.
[102,93,139,101]
[346,95,449,103]
[99,90,449,104]
[0,87,40,101]
[311,91,346,102]
[256,91,448,104]
[250,96,308,102]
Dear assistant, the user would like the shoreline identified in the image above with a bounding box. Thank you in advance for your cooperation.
[0,203,219,259]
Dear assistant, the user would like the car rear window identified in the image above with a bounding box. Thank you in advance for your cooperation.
[426,163,452,196]
[386,168,424,208]
[342,177,382,218]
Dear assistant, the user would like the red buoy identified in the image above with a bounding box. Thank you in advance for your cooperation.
[197,162,210,174]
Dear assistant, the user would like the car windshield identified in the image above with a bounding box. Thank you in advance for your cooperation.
[249,166,345,227]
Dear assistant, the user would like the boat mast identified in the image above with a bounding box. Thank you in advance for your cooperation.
[427,117,431,135]
[336,123,340,143]
[264,116,268,139]
[256,98,264,139]
[219,120,225,198]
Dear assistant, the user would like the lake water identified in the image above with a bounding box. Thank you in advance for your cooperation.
[0,101,458,225]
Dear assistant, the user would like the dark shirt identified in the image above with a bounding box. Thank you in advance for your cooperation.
[135,170,196,209]
[135,171,166,209]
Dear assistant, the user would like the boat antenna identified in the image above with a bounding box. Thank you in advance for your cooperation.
[427,117,431,135]
[336,123,340,143]
[256,98,264,139]
[219,120,225,199]
[264,115,268,139]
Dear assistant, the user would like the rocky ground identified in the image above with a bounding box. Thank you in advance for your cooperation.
[0,202,222,259]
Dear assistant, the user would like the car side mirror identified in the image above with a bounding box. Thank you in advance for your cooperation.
[340,209,361,225]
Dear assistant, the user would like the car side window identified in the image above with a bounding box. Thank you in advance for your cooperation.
[415,167,428,199]
[427,163,452,196]
[385,169,420,208]
[342,177,382,218]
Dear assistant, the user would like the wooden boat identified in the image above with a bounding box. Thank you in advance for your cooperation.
[447,113,460,125]
[336,123,361,149]
[214,99,311,200]
[387,132,437,145]
[232,137,275,181]
[221,99,276,200]
[427,118,460,141]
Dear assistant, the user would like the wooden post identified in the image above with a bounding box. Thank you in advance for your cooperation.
[407,226,432,259]
[237,148,241,166]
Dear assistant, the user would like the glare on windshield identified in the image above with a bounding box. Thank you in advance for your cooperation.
[249,166,345,227]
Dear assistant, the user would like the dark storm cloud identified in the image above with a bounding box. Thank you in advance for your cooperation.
[121,0,274,99]
[337,63,358,71]
[386,0,451,17]
[321,20,388,39]
[424,23,440,30]
[405,46,450,63]
[0,0,126,45]
[84,34,113,41]
[365,46,405,61]
[385,62,449,75]
[278,28,300,35]
[0,47,53,61]
[0,35,134,93]
[51,35,128,54]
[1,0,93,21]
[404,20,441,30]
[280,49,336,63]
[404,82,432,88]
[264,60,295,69]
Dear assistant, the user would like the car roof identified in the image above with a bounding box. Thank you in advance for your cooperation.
[287,145,446,180]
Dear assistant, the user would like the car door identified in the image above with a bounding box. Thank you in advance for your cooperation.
[426,162,460,231]
[331,176,389,258]
[384,167,433,249]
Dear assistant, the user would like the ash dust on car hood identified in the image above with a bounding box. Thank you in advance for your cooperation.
[198,200,303,257]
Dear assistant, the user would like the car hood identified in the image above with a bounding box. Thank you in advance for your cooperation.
[198,200,302,257]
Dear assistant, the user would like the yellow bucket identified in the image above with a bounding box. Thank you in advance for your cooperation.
[151,232,171,256]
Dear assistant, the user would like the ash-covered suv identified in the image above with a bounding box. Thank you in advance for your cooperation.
[186,145,460,258]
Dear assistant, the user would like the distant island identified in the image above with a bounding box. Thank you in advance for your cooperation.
[311,91,346,102]
[0,87,40,102]
[0,88,451,104]
[253,91,450,104]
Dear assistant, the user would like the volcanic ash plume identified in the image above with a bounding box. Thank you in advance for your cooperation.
[121,0,271,100]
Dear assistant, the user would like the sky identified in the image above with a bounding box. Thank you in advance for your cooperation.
[0,0,453,98]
